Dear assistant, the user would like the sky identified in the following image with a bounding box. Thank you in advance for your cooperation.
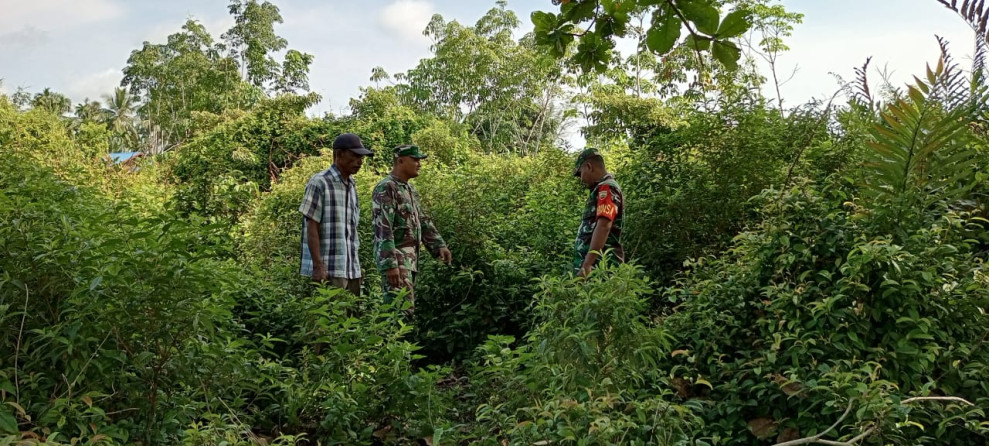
[0,0,978,123]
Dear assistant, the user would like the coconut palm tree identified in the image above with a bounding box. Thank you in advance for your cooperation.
[32,88,71,115]
[74,98,106,122]
[102,87,140,152]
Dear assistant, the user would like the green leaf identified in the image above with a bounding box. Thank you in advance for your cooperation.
[0,408,16,434]
[679,0,720,35]
[684,34,711,51]
[717,9,751,38]
[646,8,682,54]
[561,0,598,22]
[712,40,741,70]
[531,11,558,32]
[575,32,614,73]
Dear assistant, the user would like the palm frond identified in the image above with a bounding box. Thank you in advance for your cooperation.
[931,37,971,108]
[861,53,980,205]
[973,36,989,115]
[850,57,875,112]
[935,0,989,44]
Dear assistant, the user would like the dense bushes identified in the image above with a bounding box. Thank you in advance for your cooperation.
[4,27,989,444]
[662,185,989,443]
[239,147,584,360]
[460,263,699,445]
[620,100,836,282]
[0,145,448,444]
[0,150,234,443]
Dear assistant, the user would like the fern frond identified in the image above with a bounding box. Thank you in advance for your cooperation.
[852,57,874,109]
[932,36,970,108]
[974,33,988,75]
[935,0,989,45]
[973,36,989,110]
[861,55,979,204]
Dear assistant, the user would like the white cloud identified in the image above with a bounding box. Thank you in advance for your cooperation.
[0,0,123,32]
[66,68,121,102]
[379,0,435,44]
[0,26,50,49]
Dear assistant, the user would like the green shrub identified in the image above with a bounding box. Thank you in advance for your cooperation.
[619,102,835,283]
[664,186,989,444]
[240,148,584,361]
[463,263,699,445]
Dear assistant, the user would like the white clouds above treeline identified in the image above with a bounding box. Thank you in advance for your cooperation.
[66,68,121,101]
[0,0,123,38]
[379,0,436,44]
[0,0,979,129]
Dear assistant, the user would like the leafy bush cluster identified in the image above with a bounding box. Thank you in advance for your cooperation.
[3,1,989,444]
[239,147,583,361]
[0,105,449,444]
[664,186,989,443]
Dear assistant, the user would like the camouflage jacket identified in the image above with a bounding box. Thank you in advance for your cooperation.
[574,173,625,270]
[372,175,446,273]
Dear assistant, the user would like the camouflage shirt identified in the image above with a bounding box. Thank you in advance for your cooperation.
[372,174,446,273]
[574,173,625,270]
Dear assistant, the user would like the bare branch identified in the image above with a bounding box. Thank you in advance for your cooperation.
[774,401,854,446]
[774,395,975,446]
[901,396,975,405]
[663,0,708,76]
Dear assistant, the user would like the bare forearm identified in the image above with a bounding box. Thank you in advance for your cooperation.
[306,218,324,271]
[583,218,612,266]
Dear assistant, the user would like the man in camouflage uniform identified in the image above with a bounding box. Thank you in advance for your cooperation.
[372,144,453,312]
[573,148,625,277]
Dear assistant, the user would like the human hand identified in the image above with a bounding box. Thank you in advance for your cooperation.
[577,262,593,279]
[386,267,405,288]
[313,265,329,282]
[438,247,453,265]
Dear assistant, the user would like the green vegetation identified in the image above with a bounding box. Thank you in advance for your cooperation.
[2,0,989,444]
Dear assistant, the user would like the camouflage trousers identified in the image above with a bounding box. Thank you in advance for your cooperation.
[381,269,418,314]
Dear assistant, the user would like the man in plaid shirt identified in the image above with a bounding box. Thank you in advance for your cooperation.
[299,133,373,295]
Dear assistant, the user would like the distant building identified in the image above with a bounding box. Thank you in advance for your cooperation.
[107,152,145,172]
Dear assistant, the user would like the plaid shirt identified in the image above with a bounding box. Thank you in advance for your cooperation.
[299,165,362,279]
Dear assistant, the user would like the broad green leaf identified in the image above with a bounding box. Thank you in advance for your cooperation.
[575,32,614,73]
[0,409,16,434]
[561,0,598,21]
[712,40,740,70]
[679,0,720,35]
[717,9,751,38]
[684,34,711,51]
[531,11,558,32]
[646,8,682,54]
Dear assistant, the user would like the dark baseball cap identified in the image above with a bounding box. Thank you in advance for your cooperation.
[573,147,601,176]
[332,133,373,156]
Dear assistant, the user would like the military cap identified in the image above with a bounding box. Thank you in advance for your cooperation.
[573,147,602,176]
[394,144,428,159]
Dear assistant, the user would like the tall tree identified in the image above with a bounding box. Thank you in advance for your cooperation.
[31,88,71,115]
[222,0,288,89]
[273,49,314,95]
[11,87,32,110]
[397,1,568,154]
[74,98,106,123]
[102,87,140,152]
[122,19,254,149]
